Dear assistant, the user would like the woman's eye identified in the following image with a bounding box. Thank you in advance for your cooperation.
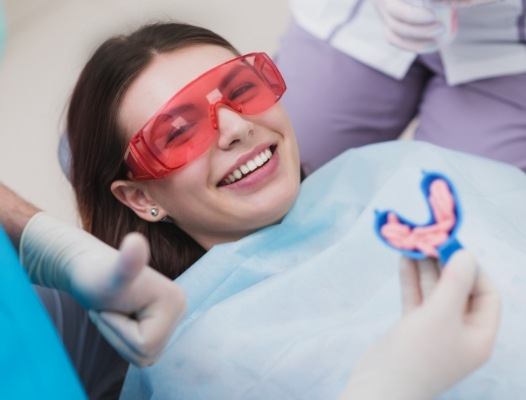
[229,82,256,101]
[165,124,192,145]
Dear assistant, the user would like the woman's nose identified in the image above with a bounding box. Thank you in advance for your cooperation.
[215,106,254,149]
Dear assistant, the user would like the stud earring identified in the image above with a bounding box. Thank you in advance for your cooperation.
[150,208,159,217]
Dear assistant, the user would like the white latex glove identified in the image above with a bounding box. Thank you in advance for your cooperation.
[374,0,498,53]
[455,0,498,7]
[373,0,446,53]
[340,250,501,400]
[20,212,186,367]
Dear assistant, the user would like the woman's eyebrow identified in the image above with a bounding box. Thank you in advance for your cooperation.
[159,64,252,116]
[218,64,250,90]
[163,103,197,116]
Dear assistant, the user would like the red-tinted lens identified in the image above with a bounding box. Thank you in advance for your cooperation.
[125,52,286,180]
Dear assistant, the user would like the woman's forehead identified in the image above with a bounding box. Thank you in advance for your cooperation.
[119,45,237,137]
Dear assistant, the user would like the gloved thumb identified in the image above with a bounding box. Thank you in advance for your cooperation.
[113,232,150,287]
[428,250,478,316]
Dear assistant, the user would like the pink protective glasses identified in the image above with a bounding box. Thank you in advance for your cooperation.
[124,52,286,180]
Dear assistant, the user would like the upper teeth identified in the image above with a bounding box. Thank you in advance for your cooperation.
[225,148,273,184]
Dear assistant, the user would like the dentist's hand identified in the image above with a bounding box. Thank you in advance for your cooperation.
[340,250,501,400]
[373,0,445,53]
[455,0,497,7]
[20,212,186,367]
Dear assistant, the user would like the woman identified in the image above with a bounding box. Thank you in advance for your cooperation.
[66,23,299,279]
[56,22,513,398]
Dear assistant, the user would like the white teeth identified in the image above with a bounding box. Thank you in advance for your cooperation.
[222,146,274,185]
[254,155,264,167]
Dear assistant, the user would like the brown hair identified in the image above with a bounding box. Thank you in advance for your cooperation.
[67,23,238,279]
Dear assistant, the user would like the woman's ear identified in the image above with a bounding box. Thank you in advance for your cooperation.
[111,180,168,222]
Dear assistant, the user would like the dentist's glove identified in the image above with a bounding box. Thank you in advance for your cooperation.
[455,0,497,7]
[340,250,501,400]
[373,0,446,53]
[20,212,186,367]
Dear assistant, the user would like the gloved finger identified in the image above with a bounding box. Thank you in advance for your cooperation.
[91,278,185,364]
[385,0,438,25]
[399,257,422,314]
[385,30,440,53]
[462,269,501,366]
[417,258,440,301]
[465,268,500,333]
[88,310,153,367]
[383,10,444,40]
[428,250,478,317]
[131,289,185,357]
[113,232,150,287]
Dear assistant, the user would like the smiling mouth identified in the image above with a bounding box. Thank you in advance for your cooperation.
[218,145,277,187]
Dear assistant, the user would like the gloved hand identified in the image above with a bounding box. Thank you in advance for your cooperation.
[455,0,497,7]
[340,250,501,400]
[373,0,447,53]
[20,212,186,367]
[374,0,498,53]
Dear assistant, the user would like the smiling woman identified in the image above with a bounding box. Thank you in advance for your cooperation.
[111,44,300,250]
[67,23,300,278]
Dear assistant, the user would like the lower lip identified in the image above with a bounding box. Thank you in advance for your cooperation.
[222,149,280,191]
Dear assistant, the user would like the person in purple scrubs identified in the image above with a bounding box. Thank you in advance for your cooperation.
[278,0,526,173]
